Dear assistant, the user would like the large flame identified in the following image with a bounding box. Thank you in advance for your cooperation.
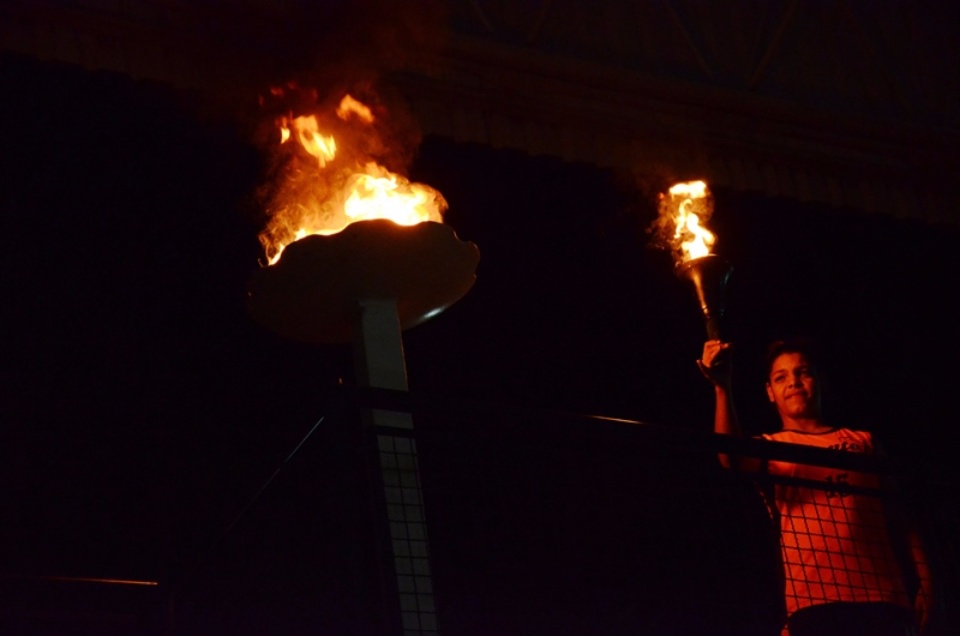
[280,115,336,167]
[654,180,716,265]
[259,93,446,265]
[336,95,375,123]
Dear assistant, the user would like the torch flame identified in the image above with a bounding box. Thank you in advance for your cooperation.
[654,180,716,265]
[259,92,446,265]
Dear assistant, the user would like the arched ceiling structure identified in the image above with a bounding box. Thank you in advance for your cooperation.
[2,0,957,223]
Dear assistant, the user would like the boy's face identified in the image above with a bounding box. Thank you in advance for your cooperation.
[765,352,821,420]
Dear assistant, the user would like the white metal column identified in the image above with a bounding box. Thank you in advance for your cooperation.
[354,298,439,636]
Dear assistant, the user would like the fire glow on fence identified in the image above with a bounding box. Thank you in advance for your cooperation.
[258,87,448,265]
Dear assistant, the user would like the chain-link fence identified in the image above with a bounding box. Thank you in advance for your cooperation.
[163,388,958,636]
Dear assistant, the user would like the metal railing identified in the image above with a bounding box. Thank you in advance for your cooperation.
[163,386,959,635]
[355,387,958,636]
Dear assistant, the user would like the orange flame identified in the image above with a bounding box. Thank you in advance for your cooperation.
[259,93,446,265]
[344,163,442,224]
[336,95,375,123]
[654,180,716,264]
[279,115,337,167]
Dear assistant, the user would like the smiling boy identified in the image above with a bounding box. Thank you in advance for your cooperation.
[699,337,933,636]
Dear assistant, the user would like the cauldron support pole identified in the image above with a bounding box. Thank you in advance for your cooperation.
[354,298,439,636]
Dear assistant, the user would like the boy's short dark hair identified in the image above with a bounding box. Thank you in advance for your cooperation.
[764,336,820,378]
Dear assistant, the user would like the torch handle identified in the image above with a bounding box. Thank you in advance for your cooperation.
[705,315,723,342]
[676,254,732,344]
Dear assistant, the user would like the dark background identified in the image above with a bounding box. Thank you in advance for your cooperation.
[1,50,957,633]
